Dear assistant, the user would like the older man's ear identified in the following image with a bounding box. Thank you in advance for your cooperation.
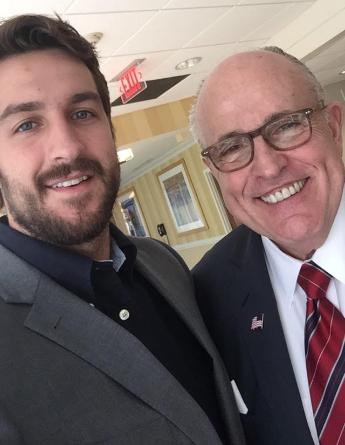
[325,101,343,151]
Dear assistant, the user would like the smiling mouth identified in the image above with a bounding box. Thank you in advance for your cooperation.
[51,175,89,189]
[260,179,307,204]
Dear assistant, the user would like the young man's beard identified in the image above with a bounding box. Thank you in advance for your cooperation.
[0,157,120,246]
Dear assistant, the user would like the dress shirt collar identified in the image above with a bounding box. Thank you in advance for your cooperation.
[262,185,345,305]
[262,235,302,308]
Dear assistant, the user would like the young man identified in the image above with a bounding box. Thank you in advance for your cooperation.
[192,47,345,445]
[0,14,245,445]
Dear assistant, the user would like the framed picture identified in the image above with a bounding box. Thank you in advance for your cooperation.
[118,188,149,237]
[158,161,206,233]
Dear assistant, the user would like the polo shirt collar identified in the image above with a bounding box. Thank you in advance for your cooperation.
[0,216,137,298]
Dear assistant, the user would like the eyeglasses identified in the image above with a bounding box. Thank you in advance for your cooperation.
[201,102,325,173]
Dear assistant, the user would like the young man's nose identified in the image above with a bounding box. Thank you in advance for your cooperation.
[47,118,86,162]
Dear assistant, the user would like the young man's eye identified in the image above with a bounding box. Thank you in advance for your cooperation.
[73,110,93,120]
[16,121,37,133]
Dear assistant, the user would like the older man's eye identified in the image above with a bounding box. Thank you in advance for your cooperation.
[271,114,306,136]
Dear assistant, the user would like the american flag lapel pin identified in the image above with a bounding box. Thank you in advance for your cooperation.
[251,313,264,331]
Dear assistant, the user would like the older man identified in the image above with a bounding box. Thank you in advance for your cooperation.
[0,14,245,445]
[192,47,345,445]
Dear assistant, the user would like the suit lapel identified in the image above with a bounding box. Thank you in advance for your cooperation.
[236,231,313,443]
[0,244,222,445]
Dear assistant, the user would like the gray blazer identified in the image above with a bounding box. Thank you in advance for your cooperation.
[0,237,245,445]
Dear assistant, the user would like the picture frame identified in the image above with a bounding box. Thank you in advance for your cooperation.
[158,160,206,234]
[118,187,149,237]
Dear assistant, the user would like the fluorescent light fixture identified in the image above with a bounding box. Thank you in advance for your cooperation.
[175,57,202,70]
[118,148,134,164]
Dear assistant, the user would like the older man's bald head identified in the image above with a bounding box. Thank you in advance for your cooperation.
[190,47,324,149]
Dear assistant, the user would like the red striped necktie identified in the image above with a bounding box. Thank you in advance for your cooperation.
[298,262,345,445]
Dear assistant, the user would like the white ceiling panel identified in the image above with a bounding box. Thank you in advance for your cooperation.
[306,52,342,72]
[235,38,268,51]
[65,11,156,57]
[246,2,313,41]
[146,42,239,79]
[164,0,237,7]
[186,4,282,47]
[313,65,344,85]
[0,0,71,16]
[303,32,345,85]
[100,51,174,81]
[238,0,314,3]
[66,0,169,14]
[113,7,229,55]
[107,81,120,103]
[307,52,345,73]
[311,34,345,56]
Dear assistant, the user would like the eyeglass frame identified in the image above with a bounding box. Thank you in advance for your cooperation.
[201,101,326,173]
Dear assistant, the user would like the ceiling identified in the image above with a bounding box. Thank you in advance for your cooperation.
[304,31,345,86]
[1,0,345,183]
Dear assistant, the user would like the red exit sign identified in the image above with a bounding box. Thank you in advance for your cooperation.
[116,60,147,104]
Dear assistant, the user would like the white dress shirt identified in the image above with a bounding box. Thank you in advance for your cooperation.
[262,188,345,445]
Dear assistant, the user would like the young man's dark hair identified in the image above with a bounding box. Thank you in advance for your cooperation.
[0,14,112,128]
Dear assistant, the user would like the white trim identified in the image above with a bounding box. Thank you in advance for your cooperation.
[158,162,204,233]
[172,235,224,252]
[203,167,231,233]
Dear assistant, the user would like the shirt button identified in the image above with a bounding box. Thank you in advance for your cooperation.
[119,309,130,321]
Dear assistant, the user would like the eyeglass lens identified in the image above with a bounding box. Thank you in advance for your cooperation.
[208,111,312,172]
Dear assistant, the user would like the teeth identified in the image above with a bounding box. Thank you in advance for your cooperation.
[261,180,306,204]
[52,175,88,189]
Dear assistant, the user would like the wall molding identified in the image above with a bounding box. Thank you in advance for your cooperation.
[172,235,224,252]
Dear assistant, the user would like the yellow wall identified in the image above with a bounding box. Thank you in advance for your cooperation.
[112,96,231,268]
[114,142,228,268]
[112,97,194,146]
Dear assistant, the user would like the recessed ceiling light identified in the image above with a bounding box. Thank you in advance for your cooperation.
[339,69,345,75]
[85,32,103,45]
[175,57,202,70]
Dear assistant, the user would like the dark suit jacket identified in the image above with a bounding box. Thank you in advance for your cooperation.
[0,236,245,445]
[193,225,315,445]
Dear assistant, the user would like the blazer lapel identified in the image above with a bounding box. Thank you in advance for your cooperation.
[135,245,214,352]
[236,231,313,443]
[0,244,222,445]
[134,240,246,445]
